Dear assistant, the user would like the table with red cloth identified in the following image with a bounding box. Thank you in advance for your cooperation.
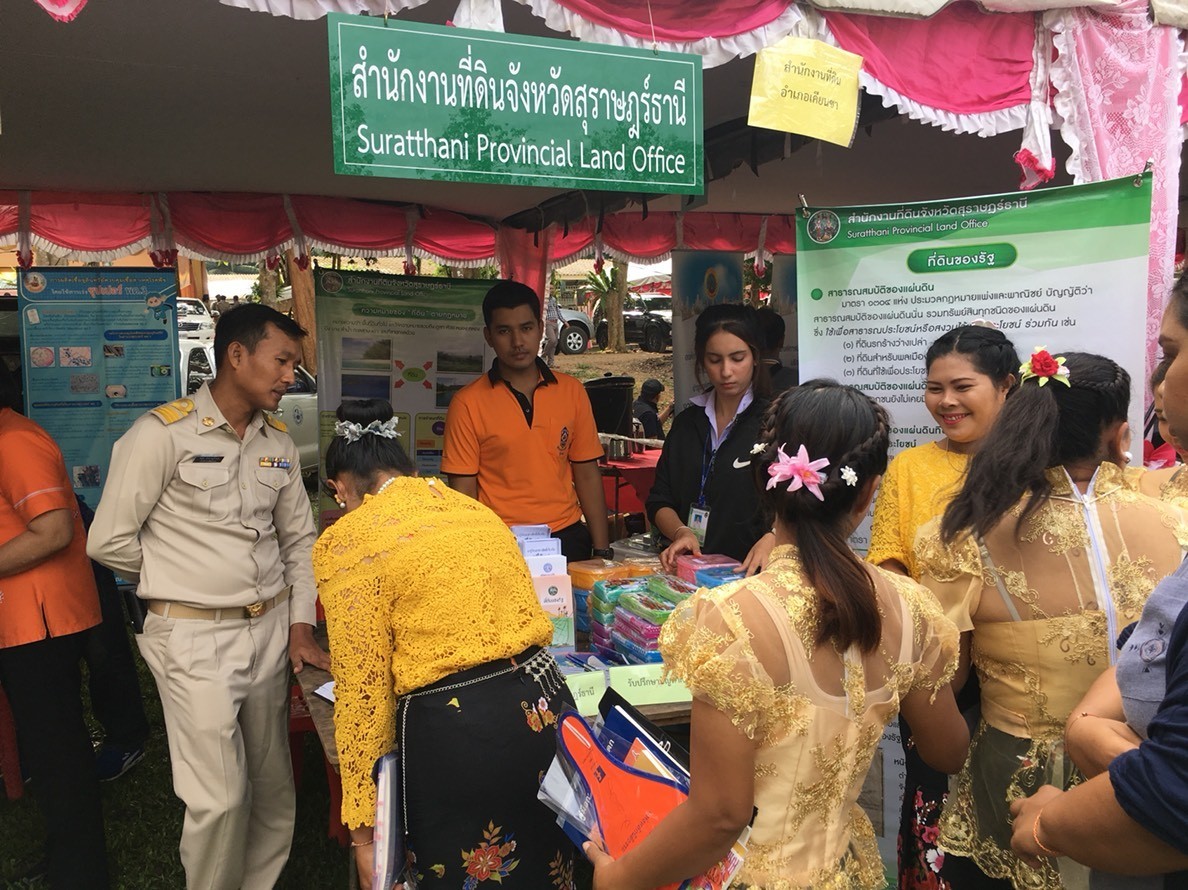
[600,448,661,515]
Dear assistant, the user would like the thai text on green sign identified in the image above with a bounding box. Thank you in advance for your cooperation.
[328,15,703,194]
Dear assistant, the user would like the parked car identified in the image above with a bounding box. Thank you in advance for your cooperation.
[595,293,672,352]
[177,298,215,341]
[178,339,319,479]
[557,307,592,355]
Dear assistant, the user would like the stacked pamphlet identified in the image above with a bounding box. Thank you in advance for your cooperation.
[538,692,749,890]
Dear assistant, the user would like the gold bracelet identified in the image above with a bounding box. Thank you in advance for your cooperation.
[350,839,375,849]
[1066,710,1096,734]
[1032,809,1062,858]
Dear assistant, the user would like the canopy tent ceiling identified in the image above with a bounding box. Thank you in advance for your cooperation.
[0,0,1084,231]
[1,0,1182,262]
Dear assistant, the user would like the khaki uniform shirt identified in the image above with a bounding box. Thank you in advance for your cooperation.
[88,383,317,625]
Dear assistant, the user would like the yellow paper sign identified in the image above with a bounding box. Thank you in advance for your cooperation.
[748,36,863,148]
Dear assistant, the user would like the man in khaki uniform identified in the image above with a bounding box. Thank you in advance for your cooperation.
[88,304,328,890]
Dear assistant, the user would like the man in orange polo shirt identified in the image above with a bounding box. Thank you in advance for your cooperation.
[0,360,108,889]
[442,281,611,561]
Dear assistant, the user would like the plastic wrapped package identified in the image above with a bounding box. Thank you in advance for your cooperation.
[613,606,663,642]
[646,573,698,606]
[674,553,740,585]
[569,559,631,591]
[592,577,650,606]
[694,564,744,589]
[617,592,674,625]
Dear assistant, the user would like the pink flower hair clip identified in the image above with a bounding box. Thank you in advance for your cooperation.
[766,444,831,500]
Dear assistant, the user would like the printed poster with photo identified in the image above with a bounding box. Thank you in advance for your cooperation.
[314,268,493,526]
[669,251,745,407]
[18,267,181,507]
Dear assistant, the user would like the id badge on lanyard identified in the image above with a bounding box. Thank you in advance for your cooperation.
[689,431,716,545]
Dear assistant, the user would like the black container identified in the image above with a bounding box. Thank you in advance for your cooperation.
[584,375,635,438]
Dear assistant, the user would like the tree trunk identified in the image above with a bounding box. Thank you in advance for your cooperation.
[607,260,628,353]
[256,261,278,305]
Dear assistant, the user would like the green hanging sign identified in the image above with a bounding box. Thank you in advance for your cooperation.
[327,15,704,194]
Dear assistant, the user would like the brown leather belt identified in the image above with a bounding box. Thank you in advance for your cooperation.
[147,587,291,621]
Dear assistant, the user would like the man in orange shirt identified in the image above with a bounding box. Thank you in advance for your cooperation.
[0,360,108,889]
[442,281,611,561]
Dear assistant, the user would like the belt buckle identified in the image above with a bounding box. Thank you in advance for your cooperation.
[245,602,265,619]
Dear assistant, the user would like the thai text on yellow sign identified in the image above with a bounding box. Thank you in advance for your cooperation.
[748,36,862,148]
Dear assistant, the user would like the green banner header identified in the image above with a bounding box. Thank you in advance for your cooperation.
[798,173,1153,251]
[328,15,703,194]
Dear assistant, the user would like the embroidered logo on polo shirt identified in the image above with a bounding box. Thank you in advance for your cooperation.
[558,426,570,455]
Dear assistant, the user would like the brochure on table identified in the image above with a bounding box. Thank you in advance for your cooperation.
[18,267,181,507]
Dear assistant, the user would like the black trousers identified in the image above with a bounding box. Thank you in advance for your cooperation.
[554,520,593,562]
[84,569,148,749]
[0,630,109,889]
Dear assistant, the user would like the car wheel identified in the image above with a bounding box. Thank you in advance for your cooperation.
[595,324,608,350]
[643,326,665,353]
[559,324,588,355]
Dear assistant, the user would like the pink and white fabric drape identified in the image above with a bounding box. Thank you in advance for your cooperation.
[1047,0,1185,371]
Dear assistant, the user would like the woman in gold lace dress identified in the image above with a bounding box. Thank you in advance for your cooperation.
[867,324,1019,890]
[915,351,1188,890]
[587,381,970,890]
[313,400,575,890]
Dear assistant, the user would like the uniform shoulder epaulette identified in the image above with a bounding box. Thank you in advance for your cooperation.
[150,397,196,425]
[264,413,288,432]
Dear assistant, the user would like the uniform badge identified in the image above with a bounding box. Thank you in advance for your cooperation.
[558,426,570,455]
[259,457,292,469]
[202,417,215,427]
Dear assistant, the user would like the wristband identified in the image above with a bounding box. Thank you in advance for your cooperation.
[350,839,374,849]
[1032,809,1062,858]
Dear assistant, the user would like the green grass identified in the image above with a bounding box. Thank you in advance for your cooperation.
[0,642,348,889]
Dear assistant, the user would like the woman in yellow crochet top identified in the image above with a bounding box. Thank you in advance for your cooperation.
[586,382,969,890]
[867,324,1019,890]
[313,399,573,890]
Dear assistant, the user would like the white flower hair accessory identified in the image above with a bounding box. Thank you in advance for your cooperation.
[840,466,858,487]
[334,417,401,443]
[750,442,766,455]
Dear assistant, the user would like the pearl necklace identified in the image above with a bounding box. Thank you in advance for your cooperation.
[374,477,398,497]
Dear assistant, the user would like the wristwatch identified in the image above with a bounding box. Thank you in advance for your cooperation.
[592,546,615,560]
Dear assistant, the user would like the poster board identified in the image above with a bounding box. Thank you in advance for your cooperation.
[18,267,181,506]
[314,269,492,525]
[669,251,745,407]
[796,174,1152,554]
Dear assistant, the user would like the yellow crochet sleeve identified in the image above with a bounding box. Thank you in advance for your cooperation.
[314,519,397,830]
[867,450,907,569]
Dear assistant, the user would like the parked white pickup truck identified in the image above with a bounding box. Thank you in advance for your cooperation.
[178,338,319,480]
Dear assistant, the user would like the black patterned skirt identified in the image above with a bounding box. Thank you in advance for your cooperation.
[397,647,576,890]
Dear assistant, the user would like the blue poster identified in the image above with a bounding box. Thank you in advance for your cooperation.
[18,267,181,507]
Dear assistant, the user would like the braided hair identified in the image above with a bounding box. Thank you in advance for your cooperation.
[753,380,891,653]
[941,352,1130,543]
[925,324,1020,390]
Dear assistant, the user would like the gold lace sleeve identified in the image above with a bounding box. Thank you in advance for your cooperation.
[659,588,789,742]
[913,517,983,633]
[867,453,906,569]
[887,572,960,701]
[313,521,397,830]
